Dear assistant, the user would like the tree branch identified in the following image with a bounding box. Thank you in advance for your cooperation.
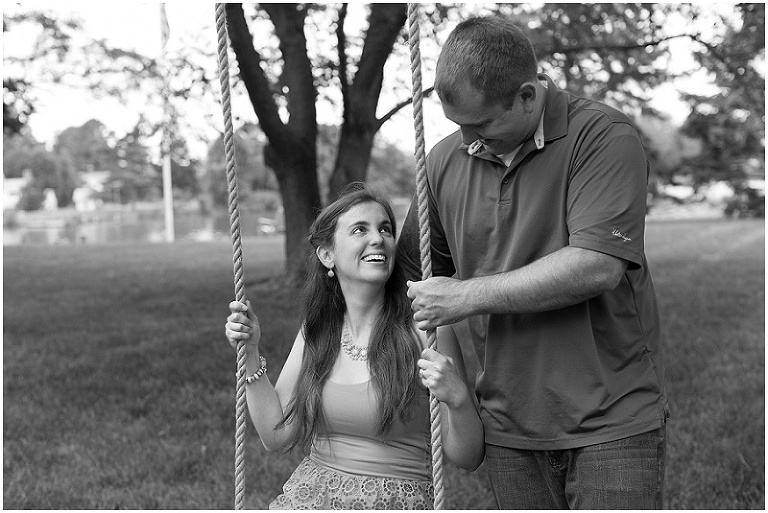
[546,33,697,56]
[336,3,349,102]
[260,3,317,139]
[353,3,407,93]
[224,4,290,148]
[376,86,434,129]
[687,32,765,106]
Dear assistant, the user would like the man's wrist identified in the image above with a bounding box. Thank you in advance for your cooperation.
[460,276,488,317]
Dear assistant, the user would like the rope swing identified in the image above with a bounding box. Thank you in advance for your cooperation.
[407,4,445,509]
[213,4,247,510]
[214,3,444,509]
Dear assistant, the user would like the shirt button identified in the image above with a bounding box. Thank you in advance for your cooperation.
[502,178,509,185]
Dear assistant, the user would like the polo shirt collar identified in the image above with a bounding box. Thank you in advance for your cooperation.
[532,105,545,150]
[540,73,568,143]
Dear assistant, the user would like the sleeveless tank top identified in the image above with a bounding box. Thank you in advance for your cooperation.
[309,380,432,481]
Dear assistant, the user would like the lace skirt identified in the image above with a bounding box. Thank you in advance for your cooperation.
[269,456,435,510]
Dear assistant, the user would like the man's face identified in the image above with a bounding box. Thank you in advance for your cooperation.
[441,81,537,156]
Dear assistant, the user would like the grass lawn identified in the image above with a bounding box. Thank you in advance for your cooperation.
[3,218,764,509]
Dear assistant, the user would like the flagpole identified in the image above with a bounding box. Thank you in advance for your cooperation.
[160,4,175,242]
[162,153,174,242]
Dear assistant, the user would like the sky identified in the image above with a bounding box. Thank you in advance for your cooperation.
[4,2,736,160]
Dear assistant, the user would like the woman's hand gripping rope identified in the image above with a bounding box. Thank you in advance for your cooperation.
[418,347,470,410]
[225,300,261,354]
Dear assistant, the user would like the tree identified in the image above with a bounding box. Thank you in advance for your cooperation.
[205,123,276,211]
[368,140,416,197]
[4,132,79,210]
[679,3,765,187]
[112,121,202,204]
[636,115,702,186]
[310,123,416,201]
[512,3,672,112]
[54,119,119,173]
[168,138,202,199]
[3,78,33,136]
[115,123,152,177]
[15,146,77,210]
[3,132,44,178]
[112,123,159,203]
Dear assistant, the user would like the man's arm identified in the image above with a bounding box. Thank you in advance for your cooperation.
[407,246,627,331]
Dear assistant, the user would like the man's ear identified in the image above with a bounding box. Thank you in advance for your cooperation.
[517,82,538,113]
[316,245,334,269]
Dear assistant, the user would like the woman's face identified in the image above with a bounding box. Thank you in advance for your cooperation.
[324,201,395,286]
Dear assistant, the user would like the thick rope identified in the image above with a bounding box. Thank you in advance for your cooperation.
[407,4,445,509]
[214,4,247,510]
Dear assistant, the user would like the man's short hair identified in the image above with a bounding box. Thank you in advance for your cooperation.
[435,16,538,108]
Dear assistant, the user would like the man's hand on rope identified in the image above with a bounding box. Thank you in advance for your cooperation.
[407,277,472,331]
[225,300,261,354]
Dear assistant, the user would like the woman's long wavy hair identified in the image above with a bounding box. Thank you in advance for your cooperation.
[277,183,422,451]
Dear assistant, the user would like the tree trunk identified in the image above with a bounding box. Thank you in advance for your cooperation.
[328,121,377,198]
[265,142,320,286]
[328,3,407,198]
[225,4,319,286]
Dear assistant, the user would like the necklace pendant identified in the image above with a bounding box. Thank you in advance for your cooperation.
[341,319,369,361]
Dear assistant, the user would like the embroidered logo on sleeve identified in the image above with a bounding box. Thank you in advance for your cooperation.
[611,229,632,242]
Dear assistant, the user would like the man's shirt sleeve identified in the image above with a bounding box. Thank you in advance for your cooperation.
[566,120,648,269]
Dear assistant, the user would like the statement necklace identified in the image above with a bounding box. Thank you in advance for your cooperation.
[341,320,369,361]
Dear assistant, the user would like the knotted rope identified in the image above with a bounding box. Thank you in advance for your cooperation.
[214,4,247,510]
[407,3,445,509]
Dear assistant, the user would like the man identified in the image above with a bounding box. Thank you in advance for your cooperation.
[398,16,669,509]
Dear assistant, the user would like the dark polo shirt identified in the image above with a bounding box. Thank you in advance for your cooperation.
[398,74,667,450]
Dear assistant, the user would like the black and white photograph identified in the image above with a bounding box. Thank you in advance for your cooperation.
[3,2,764,509]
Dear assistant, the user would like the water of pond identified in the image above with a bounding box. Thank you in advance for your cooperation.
[3,209,282,246]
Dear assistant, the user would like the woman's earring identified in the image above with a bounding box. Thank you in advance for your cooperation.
[327,268,335,278]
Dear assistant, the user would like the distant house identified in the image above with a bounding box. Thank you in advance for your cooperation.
[72,171,111,211]
[4,178,28,210]
[3,170,32,210]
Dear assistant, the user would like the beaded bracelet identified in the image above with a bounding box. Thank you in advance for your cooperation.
[244,356,267,384]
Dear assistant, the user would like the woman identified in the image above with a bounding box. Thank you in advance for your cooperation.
[225,184,483,509]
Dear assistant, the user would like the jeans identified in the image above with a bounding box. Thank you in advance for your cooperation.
[485,427,666,509]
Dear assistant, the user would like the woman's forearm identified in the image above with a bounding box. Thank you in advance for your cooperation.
[242,348,293,452]
[439,390,485,471]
